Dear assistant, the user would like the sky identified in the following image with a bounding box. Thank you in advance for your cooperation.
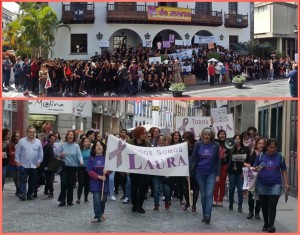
[2,2,19,14]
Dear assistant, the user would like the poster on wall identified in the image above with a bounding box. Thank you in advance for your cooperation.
[99,41,109,48]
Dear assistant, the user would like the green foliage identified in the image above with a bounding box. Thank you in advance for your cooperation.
[275,51,287,59]
[170,82,186,91]
[207,52,222,61]
[3,2,70,59]
[232,75,246,83]
[241,40,275,59]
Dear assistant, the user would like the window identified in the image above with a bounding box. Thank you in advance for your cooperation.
[229,2,238,14]
[229,35,239,47]
[70,34,87,53]
[113,36,127,50]
[270,105,283,151]
[158,2,178,7]
[195,2,212,14]
[258,109,269,139]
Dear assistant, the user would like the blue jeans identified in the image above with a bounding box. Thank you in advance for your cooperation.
[19,166,37,197]
[93,192,108,219]
[125,174,131,199]
[195,173,216,218]
[153,176,171,205]
[109,171,115,196]
[229,173,244,206]
[2,165,8,191]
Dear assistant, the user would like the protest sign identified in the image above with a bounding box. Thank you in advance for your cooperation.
[242,167,257,190]
[149,57,162,64]
[211,107,228,122]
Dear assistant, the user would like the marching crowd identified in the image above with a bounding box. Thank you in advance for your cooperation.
[2,45,298,97]
[2,122,289,232]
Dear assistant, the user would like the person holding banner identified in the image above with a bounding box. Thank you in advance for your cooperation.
[253,138,289,233]
[213,130,229,207]
[189,127,221,224]
[87,140,109,223]
[227,134,250,212]
[172,60,182,83]
[128,126,151,214]
[244,137,266,220]
[182,131,199,212]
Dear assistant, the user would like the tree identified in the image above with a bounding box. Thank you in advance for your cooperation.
[3,2,70,59]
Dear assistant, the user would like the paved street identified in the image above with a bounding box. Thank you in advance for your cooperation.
[2,78,291,98]
[2,176,297,232]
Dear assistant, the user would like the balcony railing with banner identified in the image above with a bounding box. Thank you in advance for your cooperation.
[61,3,95,24]
[224,13,248,28]
[107,3,223,26]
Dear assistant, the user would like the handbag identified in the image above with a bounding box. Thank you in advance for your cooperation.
[48,159,65,174]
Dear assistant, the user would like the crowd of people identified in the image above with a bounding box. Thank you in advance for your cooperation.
[2,45,297,97]
[2,122,290,232]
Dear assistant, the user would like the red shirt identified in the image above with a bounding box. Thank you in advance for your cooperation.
[208,64,215,76]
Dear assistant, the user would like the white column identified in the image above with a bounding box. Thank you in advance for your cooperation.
[152,100,160,127]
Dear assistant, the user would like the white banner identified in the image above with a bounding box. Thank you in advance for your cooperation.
[182,65,192,72]
[105,135,189,176]
[176,114,235,138]
[168,49,193,61]
[149,56,161,64]
[175,40,184,46]
[211,107,228,122]
[143,40,152,48]
[99,41,109,48]
[242,167,257,190]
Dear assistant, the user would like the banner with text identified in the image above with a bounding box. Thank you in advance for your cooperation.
[176,114,235,138]
[105,135,189,176]
[149,56,162,64]
[148,6,192,22]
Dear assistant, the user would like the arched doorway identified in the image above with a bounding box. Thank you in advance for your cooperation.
[109,29,143,52]
[152,29,182,49]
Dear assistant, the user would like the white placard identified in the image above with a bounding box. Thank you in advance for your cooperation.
[232,154,247,162]
[175,40,184,46]
[105,135,189,176]
[176,114,235,138]
[184,40,191,46]
[216,100,228,108]
[242,167,257,190]
[182,65,192,72]
[99,41,109,48]
[211,107,228,122]
[149,56,161,64]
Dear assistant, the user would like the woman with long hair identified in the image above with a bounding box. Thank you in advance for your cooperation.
[227,133,250,212]
[253,138,289,233]
[57,130,83,207]
[244,137,266,220]
[213,130,229,207]
[87,140,109,223]
[2,128,11,191]
[128,126,151,213]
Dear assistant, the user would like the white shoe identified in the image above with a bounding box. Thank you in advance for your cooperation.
[111,196,116,201]
[123,197,130,204]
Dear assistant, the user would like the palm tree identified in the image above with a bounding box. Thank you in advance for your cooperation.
[3,2,70,59]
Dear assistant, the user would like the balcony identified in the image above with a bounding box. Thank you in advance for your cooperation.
[107,3,223,26]
[224,13,248,28]
[61,3,95,24]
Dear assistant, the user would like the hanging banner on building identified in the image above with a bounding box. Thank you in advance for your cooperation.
[175,114,235,138]
[105,135,189,176]
[72,101,93,117]
[194,35,219,44]
[143,40,152,48]
[149,56,162,64]
[242,167,257,190]
[163,41,171,48]
[168,49,193,61]
[99,41,109,48]
[169,34,175,42]
[147,6,192,22]
[184,40,191,46]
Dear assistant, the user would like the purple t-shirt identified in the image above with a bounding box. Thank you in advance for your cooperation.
[254,152,287,185]
[196,142,215,175]
[86,155,109,193]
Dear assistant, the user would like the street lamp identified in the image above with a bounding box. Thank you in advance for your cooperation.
[219,34,224,41]
[96,32,103,40]
[144,33,151,40]
[185,33,190,40]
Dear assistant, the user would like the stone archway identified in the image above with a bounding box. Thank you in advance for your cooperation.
[152,29,182,49]
[109,29,143,52]
[191,30,214,45]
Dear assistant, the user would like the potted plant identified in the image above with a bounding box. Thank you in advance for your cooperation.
[169,82,186,97]
[232,75,246,88]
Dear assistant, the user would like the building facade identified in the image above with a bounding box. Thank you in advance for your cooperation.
[254,2,298,59]
[48,2,252,60]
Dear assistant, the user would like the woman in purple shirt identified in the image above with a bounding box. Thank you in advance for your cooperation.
[189,127,221,224]
[87,140,109,223]
[253,139,289,233]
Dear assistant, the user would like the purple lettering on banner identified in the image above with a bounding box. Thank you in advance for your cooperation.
[109,140,126,168]
[128,154,142,170]
[178,156,187,166]
[154,160,164,169]
[216,126,224,132]
[144,160,154,170]
[167,157,176,168]
[226,124,233,131]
